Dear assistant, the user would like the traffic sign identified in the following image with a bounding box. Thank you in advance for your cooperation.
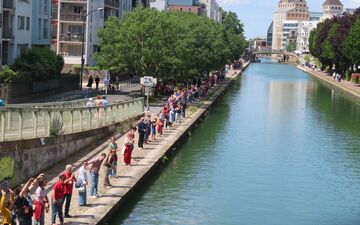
[141,76,157,87]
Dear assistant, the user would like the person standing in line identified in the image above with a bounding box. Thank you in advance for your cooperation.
[108,137,119,177]
[62,165,76,218]
[33,178,49,225]
[0,188,14,225]
[89,153,106,198]
[137,117,146,149]
[14,177,37,225]
[103,151,114,188]
[77,160,88,206]
[151,118,157,141]
[95,76,100,90]
[51,175,66,225]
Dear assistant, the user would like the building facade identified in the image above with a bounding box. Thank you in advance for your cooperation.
[272,0,309,50]
[297,20,318,53]
[309,11,322,21]
[320,0,343,21]
[200,0,221,23]
[32,0,51,47]
[1,0,33,66]
[51,0,122,66]
[281,20,298,50]
[267,22,273,48]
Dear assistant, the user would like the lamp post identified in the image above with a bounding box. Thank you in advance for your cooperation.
[80,8,103,90]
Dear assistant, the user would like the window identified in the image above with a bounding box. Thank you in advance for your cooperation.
[38,19,42,40]
[26,17,30,30]
[74,7,83,14]
[43,19,48,38]
[44,0,49,14]
[18,16,25,30]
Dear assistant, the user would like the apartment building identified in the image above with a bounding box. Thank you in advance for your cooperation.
[200,0,222,23]
[51,0,124,66]
[32,0,51,47]
[0,0,52,66]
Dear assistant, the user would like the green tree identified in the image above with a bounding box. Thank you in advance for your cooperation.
[95,8,246,83]
[344,16,360,69]
[12,48,64,81]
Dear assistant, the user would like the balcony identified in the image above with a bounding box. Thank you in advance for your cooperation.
[105,0,120,8]
[60,13,85,22]
[61,0,86,3]
[59,33,83,43]
[2,27,14,39]
[3,0,14,10]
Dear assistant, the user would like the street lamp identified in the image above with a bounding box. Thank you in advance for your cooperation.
[80,7,103,90]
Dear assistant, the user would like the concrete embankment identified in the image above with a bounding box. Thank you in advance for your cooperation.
[296,65,360,99]
[34,63,249,225]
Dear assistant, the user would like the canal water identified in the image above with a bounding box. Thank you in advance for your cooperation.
[111,59,360,225]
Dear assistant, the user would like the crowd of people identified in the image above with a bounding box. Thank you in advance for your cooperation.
[0,62,243,225]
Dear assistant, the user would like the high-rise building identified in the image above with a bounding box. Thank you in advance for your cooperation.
[200,0,222,23]
[320,0,343,21]
[272,0,309,50]
[51,0,126,66]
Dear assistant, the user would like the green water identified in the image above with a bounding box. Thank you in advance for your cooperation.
[110,59,360,225]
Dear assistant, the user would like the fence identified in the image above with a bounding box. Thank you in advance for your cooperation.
[0,97,144,141]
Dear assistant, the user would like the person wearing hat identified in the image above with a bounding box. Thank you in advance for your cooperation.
[86,98,94,107]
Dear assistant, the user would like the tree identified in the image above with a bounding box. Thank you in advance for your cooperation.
[344,16,360,69]
[95,8,246,83]
[12,48,64,81]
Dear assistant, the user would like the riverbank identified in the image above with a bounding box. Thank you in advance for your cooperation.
[297,65,360,99]
[36,62,249,225]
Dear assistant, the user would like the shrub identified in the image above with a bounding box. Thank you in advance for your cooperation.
[50,117,63,136]
[0,66,20,83]
[12,48,64,82]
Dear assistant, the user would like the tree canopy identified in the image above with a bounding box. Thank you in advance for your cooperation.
[95,8,247,82]
[309,8,360,73]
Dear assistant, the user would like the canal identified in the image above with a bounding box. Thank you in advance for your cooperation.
[111,59,360,225]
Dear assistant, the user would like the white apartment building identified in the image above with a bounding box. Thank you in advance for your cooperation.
[1,0,32,66]
[51,0,129,66]
[297,20,318,53]
[0,0,52,66]
[149,0,167,11]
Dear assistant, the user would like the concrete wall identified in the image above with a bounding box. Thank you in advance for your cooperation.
[0,115,141,189]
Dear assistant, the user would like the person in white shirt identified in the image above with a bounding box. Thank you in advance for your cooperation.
[77,160,88,206]
[86,98,94,107]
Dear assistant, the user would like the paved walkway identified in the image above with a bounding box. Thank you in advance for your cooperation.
[298,65,360,98]
[35,65,247,225]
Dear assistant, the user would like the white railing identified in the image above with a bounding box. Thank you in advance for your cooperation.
[0,97,144,141]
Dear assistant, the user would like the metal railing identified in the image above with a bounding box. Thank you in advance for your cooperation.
[105,0,120,8]
[0,97,144,141]
[60,13,84,22]
[2,27,14,39]
[59,33,83,42]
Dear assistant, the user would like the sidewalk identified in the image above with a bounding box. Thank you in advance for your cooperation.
[298,65,360,98]
[36,66,247,225]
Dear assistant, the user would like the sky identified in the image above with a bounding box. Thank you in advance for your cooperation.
[218,0,360,39]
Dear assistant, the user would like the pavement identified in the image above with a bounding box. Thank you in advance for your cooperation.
[298,65,360,98]
[31,66,246,225]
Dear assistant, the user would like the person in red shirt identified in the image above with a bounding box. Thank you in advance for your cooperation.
[62,165,76,218]
[51,175,65,225]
